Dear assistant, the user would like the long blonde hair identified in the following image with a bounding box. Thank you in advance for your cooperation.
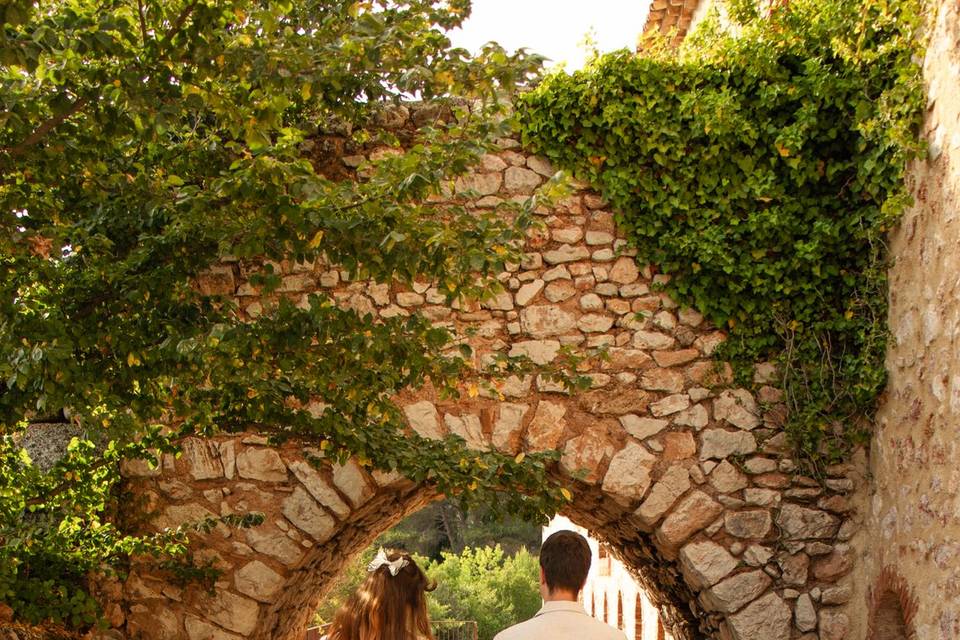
[326,550,436,640]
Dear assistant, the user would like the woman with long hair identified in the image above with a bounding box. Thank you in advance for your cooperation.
[324,548,437,640]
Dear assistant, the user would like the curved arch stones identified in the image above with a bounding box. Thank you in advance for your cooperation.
[113,113,859,640]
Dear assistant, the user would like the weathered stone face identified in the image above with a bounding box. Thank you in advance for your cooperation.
[620,414,670,440]
[234,560,285,603]
[524,400,567,452]
[244,526,306,567]
[724,510,772,539]
[287,461,350,518]
[509,339,561,365]
[637,465,691,527]
[182,438,225,480]
[699,570,772,613]
[519,304,577,337]
[281,486,335,542]
[402,400,444,440]
[713,389,761,430]
[236,448,288,483]
[678,540,738,589]
[492,403,528,453]
[777,504,840,540]
[657,491,724,551]
[602,441,656,502]
[700,429,758,460]
[726,592,792,640]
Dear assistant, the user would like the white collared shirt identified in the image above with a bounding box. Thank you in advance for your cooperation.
[493,600,628,640]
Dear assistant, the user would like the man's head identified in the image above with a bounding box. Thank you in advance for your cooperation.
[539,530,592,600]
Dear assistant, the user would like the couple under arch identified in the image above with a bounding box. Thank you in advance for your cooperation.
[322,530,626,640]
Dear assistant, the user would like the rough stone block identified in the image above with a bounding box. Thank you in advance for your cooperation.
[402,401,444,440]
[524,400,567,452]
[725,510,772,539]
[287,460,350,518]
[657,490,724,550]
[282,486,335,542]
[678,539,738,589]
[713,389,761,430]
[235,560,285,603]
[520,305,577,337]
[637,465,691,527]
[700,429,758,460]
[602,442,656,502]
[235,448,288,483]
[777,504,840,540]
[619,414,670,440]
[726,592,791,640]
[700,569,772,613]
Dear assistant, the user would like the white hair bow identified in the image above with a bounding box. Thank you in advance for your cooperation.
[367,548,408,576]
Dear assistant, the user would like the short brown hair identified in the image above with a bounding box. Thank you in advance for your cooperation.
[540,530,591,594]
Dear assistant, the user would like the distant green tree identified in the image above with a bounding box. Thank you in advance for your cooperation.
[422,546,540,640]
[379,499,541,560]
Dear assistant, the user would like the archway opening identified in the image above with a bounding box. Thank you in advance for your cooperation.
[254,485,697,640]
[871,591,908,640]
[867,568,917,640]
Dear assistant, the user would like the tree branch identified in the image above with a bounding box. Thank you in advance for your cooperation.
[163,0,200,43]
[2,95,90,160]
[24,457,113,507]
[137,0,149,45]
[1,1,201,160]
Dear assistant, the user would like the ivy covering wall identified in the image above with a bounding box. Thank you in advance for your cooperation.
[517,0,926,466]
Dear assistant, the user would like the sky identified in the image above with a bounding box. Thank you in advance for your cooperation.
[447,0,652,71]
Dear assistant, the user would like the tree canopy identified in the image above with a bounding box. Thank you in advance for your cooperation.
[0,0,567,626]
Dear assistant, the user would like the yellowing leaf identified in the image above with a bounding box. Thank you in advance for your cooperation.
[307,230,324,249]
[467,383,479,398]
[514,452,525,464]
[126,352,141,366]
[560,487,573,501]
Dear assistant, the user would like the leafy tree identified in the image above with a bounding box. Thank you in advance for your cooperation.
[380,499,541,560]
[422,545,541,640]
[0,0,571,625]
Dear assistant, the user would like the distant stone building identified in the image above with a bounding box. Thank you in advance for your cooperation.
[641,0,712,46]
[544,516,672,640]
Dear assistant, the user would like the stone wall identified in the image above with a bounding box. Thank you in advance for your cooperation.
[108,111,862,640]
[853,1,960,638]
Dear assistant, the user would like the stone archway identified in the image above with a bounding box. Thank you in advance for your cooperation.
[115,110,859,640]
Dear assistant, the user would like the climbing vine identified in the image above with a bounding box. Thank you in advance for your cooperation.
[518,0,926,466]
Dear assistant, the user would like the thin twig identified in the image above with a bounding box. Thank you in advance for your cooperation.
[24,457,113,507]
[164,0,201,43]
[137,0,149,45]
[2,0,201,160]
[3,96,90,159]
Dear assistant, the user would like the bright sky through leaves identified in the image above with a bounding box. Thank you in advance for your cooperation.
[449,0,652,71]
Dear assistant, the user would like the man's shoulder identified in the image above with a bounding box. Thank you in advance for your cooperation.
[494,614,627,640]
[581,616,628,640]
[492,618,537,640]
